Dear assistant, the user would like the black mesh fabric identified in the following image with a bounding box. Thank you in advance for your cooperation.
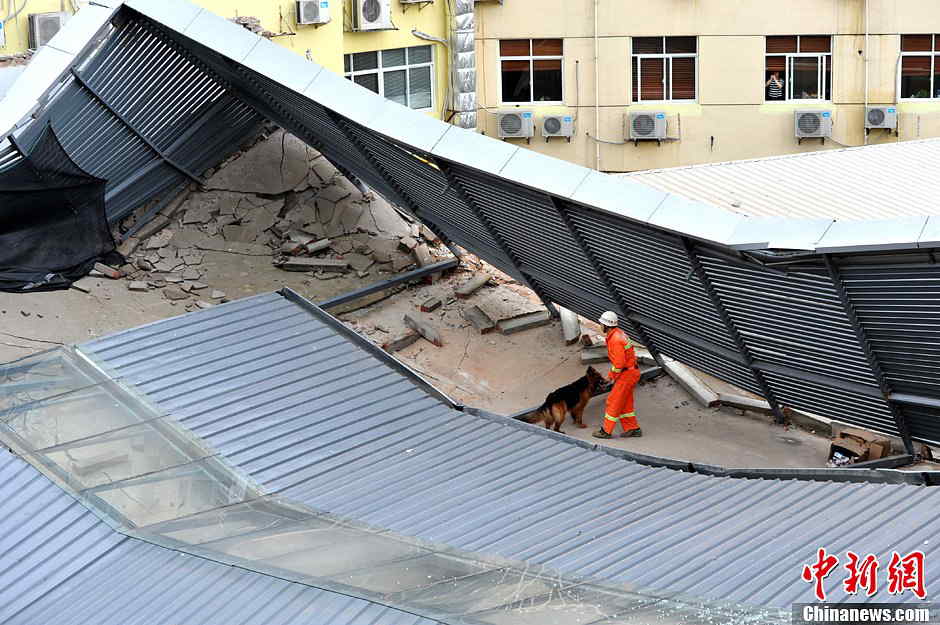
[0,124,118,292]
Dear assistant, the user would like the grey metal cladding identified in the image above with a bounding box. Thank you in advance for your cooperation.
[0,452,440,625]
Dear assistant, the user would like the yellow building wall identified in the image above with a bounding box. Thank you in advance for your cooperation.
[1,0,451,119]
[477,0,940,171]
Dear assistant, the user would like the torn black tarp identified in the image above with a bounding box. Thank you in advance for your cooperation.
[0,124,120,292]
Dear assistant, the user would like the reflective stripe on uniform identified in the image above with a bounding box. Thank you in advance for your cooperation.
[624,340,633,349]
[618,412,636,419]
[610,366,622,373]
[604,413,619,422]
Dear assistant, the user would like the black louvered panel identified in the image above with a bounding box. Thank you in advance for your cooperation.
[761,370,899,437]
[644,327,762,394]
[698,253,881,389]
[841,264,940,400]
[899,404,940,446]
[566,204,739,353]
[438,166,620,315]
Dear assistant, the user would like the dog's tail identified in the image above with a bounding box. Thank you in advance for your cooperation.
[517,403,550,423]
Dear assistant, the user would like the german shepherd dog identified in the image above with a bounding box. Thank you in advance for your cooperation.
[523,366,603,432]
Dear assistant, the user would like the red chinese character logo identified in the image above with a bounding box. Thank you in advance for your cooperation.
[887,551,926,599]
[844,551,879,596]
[802,548,840,601]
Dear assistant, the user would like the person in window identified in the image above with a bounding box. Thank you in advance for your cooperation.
[766,71,784,100]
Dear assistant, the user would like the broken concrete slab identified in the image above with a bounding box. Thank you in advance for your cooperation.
[718,392,775,416]
[182,253,204,266]
[163,273,184,283]
[145,229,174,250]
[127,281,149,292]
[163,287,189,301]
[399,236,418,251]
[117,237,139,257]
[182,268,201,281]
[464,305,496,334]
[420,224,439,243]
[135,258,153,271]
[497,310,552,335]
[382,329,421,353]
[71,280,93,294]
[404,313,443,347]
[370,238,400,263]
[277,257,349,272]
[182,204,214,225]
[581,346,609,365]
[345,253,374,273]
[558,307,581,345]
[210,289,226,299]
[455,274,492,299]
[662,356,720,408]
[205,130,310,194]
[413,243,433,268]
[391,255,415,272]
[420,297,443,313]
[305,238,331,254]
[195,301,214,310]
[93,263,122,280]
[222,224,257,243]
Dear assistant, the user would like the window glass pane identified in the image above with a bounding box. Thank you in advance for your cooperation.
[766,35,797,53]
[354,73,380,93]
[825,55,831,100]
[665,36,696,54]
[639,57,665,100]
[791,56,821,99]
[501,59,531,102]
[383,69,407,105]
[532,58,562,101]
[935,56,940,98]
[499,39,530,56]
[352,51,378,71]
[671,56,695,99]
[532,38,562,56]
[631,56,638,102]
[409,66,432,109]
[344,55,351,73]
[765,62,785,100]
[901,56,932,98]
[799,35,831,53]
[633,37,664,54]
[902,34,933,52]
[382,48,406,67]
[408,45,432,64]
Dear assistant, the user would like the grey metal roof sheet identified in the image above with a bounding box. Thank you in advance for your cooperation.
[77,292,940,609]
[0,451,439,625]
[622,139,940,222]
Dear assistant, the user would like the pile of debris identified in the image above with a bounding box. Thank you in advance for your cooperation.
[228,16,275,38]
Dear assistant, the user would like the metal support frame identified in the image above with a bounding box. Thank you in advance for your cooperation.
[435,159,558,317]
[683,238,788,423]
[70,69,204,186]
[325,111,464,261]
[551,197,666,366]
[824,254,914,454]
[317,258,459,310]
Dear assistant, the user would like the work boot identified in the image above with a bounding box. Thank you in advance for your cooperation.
[621,428,643,438]
[592,429,612,439]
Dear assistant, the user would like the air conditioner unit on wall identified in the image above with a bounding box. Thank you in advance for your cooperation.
[400,0,433,4]
[541,115,574,141]
[865,106,897,131]
[353,0,394,31]
[795,110,832,141]
[28,12,67,49]
[626,111,667,143]
[297,0,331,25]
[497,110,534,140]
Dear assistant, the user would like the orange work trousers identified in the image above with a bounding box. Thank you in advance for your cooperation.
[603,368,640,434]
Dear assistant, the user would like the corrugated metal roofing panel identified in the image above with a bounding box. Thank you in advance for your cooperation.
[623,139,940,221]
[76,292,940,609]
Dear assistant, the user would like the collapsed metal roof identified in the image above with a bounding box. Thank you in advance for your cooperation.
[622,139,940,222]
[2,292,938,624]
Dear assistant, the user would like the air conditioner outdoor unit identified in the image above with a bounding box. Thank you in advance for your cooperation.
[401,0,433,4]
[865,106,897,130]
[497,110,534,139]
[541,115,574,141]
[795,110,832,140]
[28,12,67,49]
[353,0,393,31]
[297,0,331,25]
[627,111,667,142]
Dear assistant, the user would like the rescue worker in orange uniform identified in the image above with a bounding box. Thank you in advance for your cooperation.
[592,311,642,439]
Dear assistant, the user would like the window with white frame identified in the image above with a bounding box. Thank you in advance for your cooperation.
[344,45,434,110]
[764,35,831,101]
[899,35,940,99]
[631,37,697,102]
[499,39,563,104]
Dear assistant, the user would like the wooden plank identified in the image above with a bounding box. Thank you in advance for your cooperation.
[404,313,443,346]
[455,273,492,299]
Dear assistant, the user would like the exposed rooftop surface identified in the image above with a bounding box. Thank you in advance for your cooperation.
[622,139,940,222]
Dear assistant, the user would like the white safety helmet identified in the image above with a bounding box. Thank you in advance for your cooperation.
[598,311,619,327]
